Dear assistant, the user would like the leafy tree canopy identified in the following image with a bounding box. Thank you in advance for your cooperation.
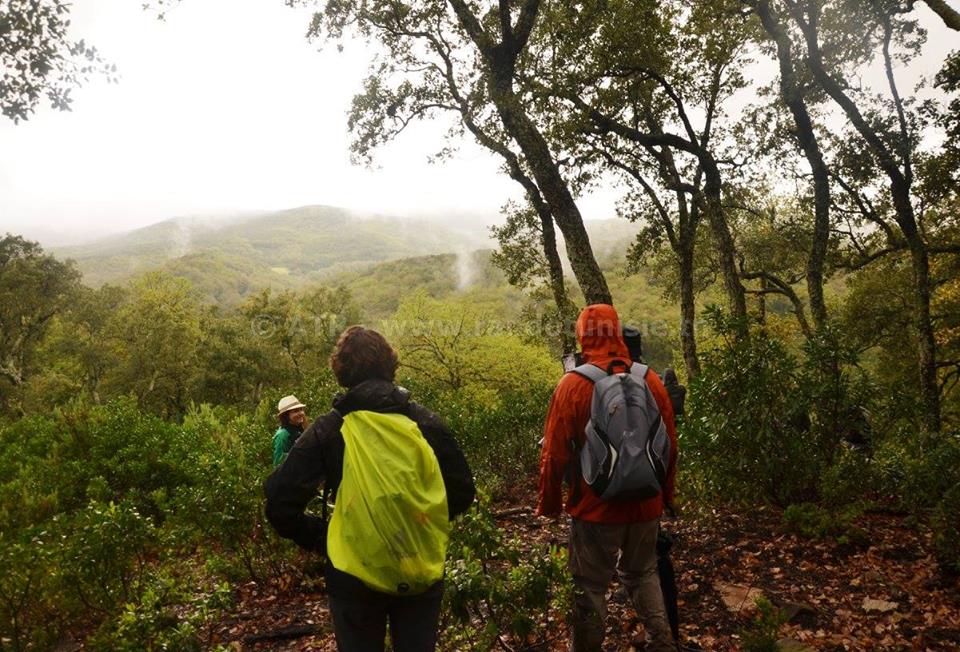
[0,0,114,122]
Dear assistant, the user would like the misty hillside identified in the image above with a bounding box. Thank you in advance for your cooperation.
[53,205,494,291]
[53,205,642,306]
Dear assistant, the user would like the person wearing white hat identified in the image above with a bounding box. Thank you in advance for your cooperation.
[272,395,309,467]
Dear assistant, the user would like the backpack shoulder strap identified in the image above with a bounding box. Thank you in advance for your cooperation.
[630,362,650,380]
[570,363,608,384]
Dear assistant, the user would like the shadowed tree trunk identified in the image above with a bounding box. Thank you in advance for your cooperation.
[538,207,579,353]
[790,1,940,431]
[430,38,579,350]
[701,165,749,328]
[678,236,701,378]
[752,0,831,330]
[447,0,613,306]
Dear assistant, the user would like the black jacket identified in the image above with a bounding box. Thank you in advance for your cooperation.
[264,379,476,552]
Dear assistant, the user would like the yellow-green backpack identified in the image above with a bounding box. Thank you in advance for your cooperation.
[327,410,450,595]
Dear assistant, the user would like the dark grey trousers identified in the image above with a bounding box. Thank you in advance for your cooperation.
[568,518,675,652]
[327,569,443,652]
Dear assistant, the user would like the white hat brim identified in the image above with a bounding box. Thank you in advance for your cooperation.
[277,402,306,417]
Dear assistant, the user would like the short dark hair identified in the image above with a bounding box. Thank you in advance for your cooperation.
[330,326,399,388]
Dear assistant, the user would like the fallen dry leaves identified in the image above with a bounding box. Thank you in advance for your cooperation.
[206,484,959,651]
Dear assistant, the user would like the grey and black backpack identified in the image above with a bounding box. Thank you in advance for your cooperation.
[572,361,671,502]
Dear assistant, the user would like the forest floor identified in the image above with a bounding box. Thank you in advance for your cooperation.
[208,485,960,652]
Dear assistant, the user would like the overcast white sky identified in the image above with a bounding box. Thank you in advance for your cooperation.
[0,0,543,245]
[0,1,954,246]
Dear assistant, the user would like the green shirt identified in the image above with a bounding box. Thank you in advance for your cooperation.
[272,427,299,467]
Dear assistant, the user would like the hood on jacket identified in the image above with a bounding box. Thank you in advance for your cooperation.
[576,304,630,365]
[333,379,411,416]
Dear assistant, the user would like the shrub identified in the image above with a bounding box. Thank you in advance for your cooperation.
[897,432,960,512]
[0,399,200,527]
[800,326,876,457]
[0,399,274,647]
[739,597,787,652]
[402,377,551,495]
[818,448,885,508]
[442,498,571,650]
[682,310,877,508]
[682,309,821,506]
[87,574,232,652]
[165,449,294,583]
[932,483,960,574]
[0,530,59,652]
[781,503,869,548]
[56,499,156,616]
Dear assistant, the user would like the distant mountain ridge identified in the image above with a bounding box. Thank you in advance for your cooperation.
[51,204,639,305]
[53,205,493,294]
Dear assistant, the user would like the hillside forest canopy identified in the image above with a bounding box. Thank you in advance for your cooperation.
[2,0,960,650]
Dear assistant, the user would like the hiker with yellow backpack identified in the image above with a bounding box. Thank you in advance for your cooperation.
[265,326,476,652]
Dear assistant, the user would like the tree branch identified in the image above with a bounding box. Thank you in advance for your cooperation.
[919,0,960,30]
[881,13,912,185]
[446,0,496,53]
[740,268,812,336]
[513,0,541,51]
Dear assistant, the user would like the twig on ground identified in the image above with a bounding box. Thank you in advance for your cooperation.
[494,506,532,518]
[243,623,324,643]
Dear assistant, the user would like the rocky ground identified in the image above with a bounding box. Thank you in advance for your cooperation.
[207,495,960,651]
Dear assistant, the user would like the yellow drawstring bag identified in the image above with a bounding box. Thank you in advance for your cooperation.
[327,410,450,595]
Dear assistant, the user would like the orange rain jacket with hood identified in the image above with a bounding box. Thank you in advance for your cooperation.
[536,304,678,524]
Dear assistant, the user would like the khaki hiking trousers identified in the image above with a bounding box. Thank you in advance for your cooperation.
[568,518,675,652]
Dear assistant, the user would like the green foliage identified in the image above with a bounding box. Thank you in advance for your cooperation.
[932,483,960,574]
[56,500,156,615]
[0,530,59,651]
[413,385,552,495]
[442,499,571,650]
[837,258,925,427]
[0,0,113,122]
[887,431,960,513]
[739,597,787,652]
[239,285,361,383]
[166,429,294,583]
[0,399,192,531]
[490,204,554,294]
[817,428,960,566]
[390,293,559,396]
[87,574,232,652]
[0,399,283,647]
[781,503,869,548]
[818,448,887,508]
[683,309,875,507]
[682,309,820,506]
[0,235,82,411]
[108,272,203,417]
[191,312,280,407]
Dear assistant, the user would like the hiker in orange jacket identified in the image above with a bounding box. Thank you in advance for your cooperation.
[537,304,679,652]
